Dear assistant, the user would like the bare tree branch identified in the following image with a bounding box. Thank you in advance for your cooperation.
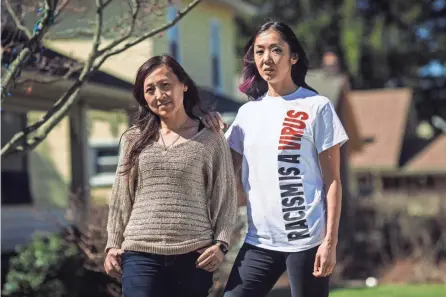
[1,0,110,156]
[94,0,201,70]
[1,0,202,157]
[1,79,83,156]
[96,0,141,56]
[103,0,113,8]
[91,0,105,55]
[45,28,96,39]
[1,0,59,102]
[4,0,32,38]
[16,64,84,85]
[54,0,70,18]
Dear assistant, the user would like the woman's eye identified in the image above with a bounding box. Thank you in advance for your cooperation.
[255,50,264,55]
[273,48,282,53]
[146,88,154,94]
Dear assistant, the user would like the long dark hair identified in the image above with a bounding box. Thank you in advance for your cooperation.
[239,21,317,100]
[121,54,203,175]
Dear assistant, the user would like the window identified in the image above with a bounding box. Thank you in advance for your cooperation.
[210,19,222,92]
[89,140,120,187]
[382,177,401,191]
[357,173,374,197]
[167,6,180,61]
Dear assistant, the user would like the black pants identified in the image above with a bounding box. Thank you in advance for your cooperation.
[121,250,213,297]
[224,243,329,297]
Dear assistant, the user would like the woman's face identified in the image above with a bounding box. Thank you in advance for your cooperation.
[253,29,297,84]
[143,65,187,118]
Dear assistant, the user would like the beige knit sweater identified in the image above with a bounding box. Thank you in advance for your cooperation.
[105,128,237,255]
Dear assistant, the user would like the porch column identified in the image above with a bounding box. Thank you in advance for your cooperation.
[127,108,135,127]
[69,99,90,226]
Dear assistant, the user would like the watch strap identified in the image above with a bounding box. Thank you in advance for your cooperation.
[214,241,228,254]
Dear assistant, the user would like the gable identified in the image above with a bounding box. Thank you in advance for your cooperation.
[349,88,413,171]
[404,134,446,174]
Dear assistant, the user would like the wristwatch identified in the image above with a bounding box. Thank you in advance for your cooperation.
[214,241,229,255]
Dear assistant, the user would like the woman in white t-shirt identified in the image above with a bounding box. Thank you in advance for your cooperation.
[202,21,349,297]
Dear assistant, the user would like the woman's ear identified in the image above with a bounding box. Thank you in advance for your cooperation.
[291,53,299,65]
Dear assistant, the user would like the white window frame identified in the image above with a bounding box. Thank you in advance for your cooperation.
[89,139,120,188]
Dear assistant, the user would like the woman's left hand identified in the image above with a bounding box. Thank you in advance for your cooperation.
[201,111,227,132]
[196,244,225,272]
[313,239,337,277]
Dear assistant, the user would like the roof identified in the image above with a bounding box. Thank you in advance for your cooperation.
[44,39,153,84]
[404,134,446,174]
[349,88,413,171]
[199,88,242,114]
[37,40,242,115]
[306,69,347,106]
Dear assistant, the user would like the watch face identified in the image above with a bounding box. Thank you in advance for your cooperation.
[220,244,228,253]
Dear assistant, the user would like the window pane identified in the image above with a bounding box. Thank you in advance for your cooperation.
[210,20,221,89]
[95,146,119,174]
[212,56,220,89]
[170,41,179,61]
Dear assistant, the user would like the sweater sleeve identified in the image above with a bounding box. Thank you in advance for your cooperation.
[105,132,135,252]
[209,131,238,247]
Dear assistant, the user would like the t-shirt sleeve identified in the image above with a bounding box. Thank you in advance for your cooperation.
[224,112,244,154]
[314,102,349,154]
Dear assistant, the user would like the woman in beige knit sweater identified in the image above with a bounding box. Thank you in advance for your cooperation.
[103,54,237,297]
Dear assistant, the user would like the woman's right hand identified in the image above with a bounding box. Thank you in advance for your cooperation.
[201,111,227,132]
[104,248,124,277]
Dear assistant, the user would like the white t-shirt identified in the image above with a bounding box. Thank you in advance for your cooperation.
[225,87,349,252]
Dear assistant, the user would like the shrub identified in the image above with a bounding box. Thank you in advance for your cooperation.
[2,233,82,297]
[2,204,120,297]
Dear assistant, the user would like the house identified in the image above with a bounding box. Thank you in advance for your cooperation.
[403,134,446,196]
[1,0,255,253]
[305,52,363,232]
[348,88,446,199]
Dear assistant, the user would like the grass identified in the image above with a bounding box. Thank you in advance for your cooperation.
[330,284,446,297]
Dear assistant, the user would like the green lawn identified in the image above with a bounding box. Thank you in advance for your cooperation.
[331,284,446,297]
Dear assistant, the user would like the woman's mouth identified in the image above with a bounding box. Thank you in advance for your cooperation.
[157,101,172,107]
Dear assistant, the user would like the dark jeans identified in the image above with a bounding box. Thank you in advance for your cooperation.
[121,250,213,297]
[224,243,329,297]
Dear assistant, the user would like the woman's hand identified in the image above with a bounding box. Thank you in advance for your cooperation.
[196,244,225,272]
[201,111,227,132]
[104,248,124,277]
[313,239,336,277]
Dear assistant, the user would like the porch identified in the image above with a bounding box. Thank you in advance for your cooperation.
[1,73,134,253]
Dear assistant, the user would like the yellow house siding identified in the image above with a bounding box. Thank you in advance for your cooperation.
[152,34,169,60]
[28,113,70,208]
[27,111,129,207]
[181,2,236,97]
[152,1,237,98]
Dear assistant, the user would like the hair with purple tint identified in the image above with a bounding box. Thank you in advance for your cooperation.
[238,21,317,100]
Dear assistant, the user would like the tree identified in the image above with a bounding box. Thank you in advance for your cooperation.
[237,0,446,126]
[1,0,201,157]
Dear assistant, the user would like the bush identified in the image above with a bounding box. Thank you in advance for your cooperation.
[2,204,120,297]
[2,233,83,297]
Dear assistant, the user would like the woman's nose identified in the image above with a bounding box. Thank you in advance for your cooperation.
[263,50,272,64]
[154,88,164,100]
